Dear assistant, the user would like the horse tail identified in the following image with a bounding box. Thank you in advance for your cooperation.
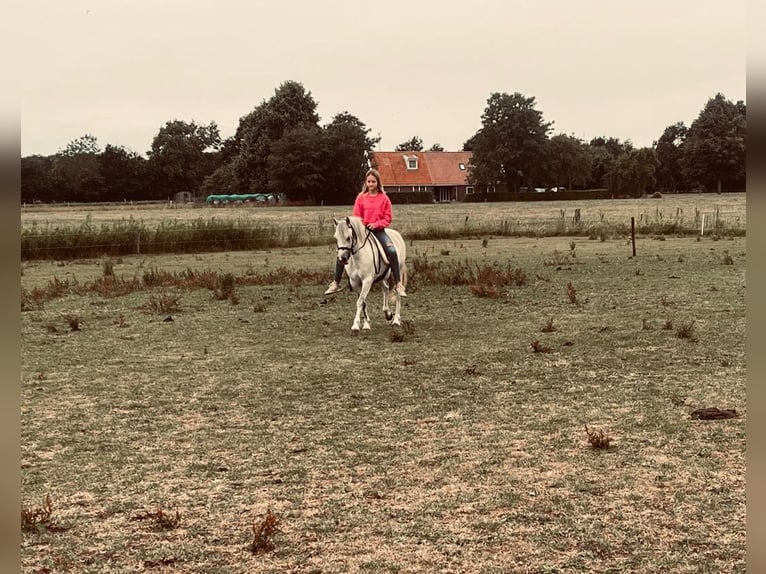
[401,261,407,288]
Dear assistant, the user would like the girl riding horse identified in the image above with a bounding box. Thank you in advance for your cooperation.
[324,168,407,297]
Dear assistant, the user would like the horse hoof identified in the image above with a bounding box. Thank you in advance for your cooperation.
[384,311,393,321]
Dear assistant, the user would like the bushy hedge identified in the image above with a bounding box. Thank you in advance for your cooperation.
[21,218,330,261]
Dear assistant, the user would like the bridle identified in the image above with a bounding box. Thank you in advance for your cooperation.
[337,217,373,261]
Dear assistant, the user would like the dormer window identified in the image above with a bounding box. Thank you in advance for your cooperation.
[403,155,418,170]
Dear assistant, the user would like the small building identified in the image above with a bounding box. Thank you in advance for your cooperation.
[371,151,474,202]
[173,191,194,204]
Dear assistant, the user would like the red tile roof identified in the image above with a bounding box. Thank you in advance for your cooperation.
[372,151,472,187]
[424,151,472,185]
[373,152,432,186]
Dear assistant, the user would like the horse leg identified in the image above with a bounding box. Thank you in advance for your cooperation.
[392,291,402,326]
[362,300,371,330]
[352,280,373,331]
[392,260,406,326]
[381,280,394,323]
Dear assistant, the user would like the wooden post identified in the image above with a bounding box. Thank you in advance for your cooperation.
[631,217,636,256]
[700,214,706,236]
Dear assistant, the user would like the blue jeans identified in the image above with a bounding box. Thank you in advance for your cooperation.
[333,228,401,283]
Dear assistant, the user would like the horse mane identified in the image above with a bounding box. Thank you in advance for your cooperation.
[344,215,366,237]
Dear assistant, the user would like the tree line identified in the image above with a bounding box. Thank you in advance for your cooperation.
[461,92,745,197]
[21,82,746,204]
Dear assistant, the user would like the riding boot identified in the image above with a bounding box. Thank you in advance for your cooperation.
[387,248,401,284]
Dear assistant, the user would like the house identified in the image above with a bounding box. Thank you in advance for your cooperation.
[371,151,475,202]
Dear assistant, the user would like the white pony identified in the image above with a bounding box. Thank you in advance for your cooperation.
[332,216,407,331]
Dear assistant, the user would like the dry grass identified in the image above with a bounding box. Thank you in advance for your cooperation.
[20,233,746,573]
[21,194,747,260]
[21,194,747,232]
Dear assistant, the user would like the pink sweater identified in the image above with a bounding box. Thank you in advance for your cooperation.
[353,191,392,229]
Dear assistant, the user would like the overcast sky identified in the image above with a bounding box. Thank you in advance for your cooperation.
[19,0,746,157]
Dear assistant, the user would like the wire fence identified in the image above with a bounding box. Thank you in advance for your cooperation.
[21,195,746,260]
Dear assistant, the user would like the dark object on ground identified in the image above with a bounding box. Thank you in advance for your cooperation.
[690,407,739,420]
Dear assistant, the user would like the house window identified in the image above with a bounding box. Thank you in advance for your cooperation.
[459,163,466,170]
[404,155,418,170]
[466,186,474,195]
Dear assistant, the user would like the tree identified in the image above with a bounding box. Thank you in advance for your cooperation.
[51,134,104,201]
[654,122,688,192]
[21,155,57,203]
[233,81,321,193]
[585,137,632,189]
[319,112,379,204]
[467,92,552,192]
[429,143,444,151]
[395,136,424,151]
[62,133,101,155]
[266,125,325,202]
[200,161,238,198]
[681,93,746,193]
[147,120,221,197]
[99,145,151,201]
[546,134,591,190]
[606,148,658,197]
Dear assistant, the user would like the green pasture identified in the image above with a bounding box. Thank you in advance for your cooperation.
[20,226,746,573]
[20,194,747,231]
[21,194,746,261]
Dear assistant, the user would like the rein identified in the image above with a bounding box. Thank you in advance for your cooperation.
[337,218,385,276]
[338,219,373,256]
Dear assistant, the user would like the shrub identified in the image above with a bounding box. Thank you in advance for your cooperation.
[541,318,557,333]
[132,505,181,531]
[251,509,280,554]
[530,340,552,353]
[676,320,698,342]
[213,272,237,301]
[566,282,578,304]
[62,313,81,331]
[21,494,63,534]
[585,425,613,449]
[143,292,182,314]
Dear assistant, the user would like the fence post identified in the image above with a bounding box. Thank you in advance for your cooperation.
[631,217,636,256]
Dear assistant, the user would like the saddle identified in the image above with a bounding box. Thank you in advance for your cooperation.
[367,232,397,283]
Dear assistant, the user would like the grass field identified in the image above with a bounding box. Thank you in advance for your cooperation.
[21,193,746,234]
[20,202,746,572]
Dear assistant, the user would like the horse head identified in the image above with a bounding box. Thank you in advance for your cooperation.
[333,216,357,265]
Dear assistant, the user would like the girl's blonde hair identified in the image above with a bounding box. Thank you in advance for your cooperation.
[361,168,385,193]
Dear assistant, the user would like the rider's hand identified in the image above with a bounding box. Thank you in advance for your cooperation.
[366,223,375,230]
